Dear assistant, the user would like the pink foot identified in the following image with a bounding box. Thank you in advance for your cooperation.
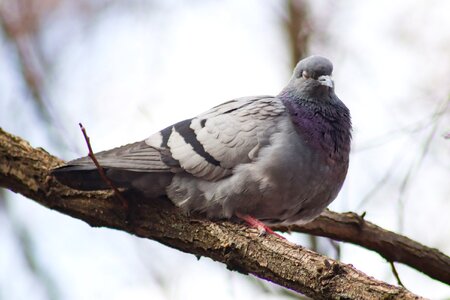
[236,212,286,240]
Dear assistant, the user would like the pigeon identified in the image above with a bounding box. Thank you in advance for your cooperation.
[52,55,351,232]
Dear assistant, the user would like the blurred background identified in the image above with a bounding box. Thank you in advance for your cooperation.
[0,0,449,299]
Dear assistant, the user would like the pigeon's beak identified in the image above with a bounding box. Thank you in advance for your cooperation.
[318,75,334,88]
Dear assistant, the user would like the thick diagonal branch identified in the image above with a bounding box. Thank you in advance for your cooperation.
[273,211,450,285]
[0,128,437,299]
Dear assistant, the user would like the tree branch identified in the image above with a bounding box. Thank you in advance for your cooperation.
[0,127,437,299]
[273,211,450,285]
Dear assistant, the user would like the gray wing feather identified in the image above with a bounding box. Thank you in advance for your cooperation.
[145,96,287,181]
[195,96,286,168]
[68,141,172,172]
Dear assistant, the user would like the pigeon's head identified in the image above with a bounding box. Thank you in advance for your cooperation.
[281,55,335,101]
[294,55,333,87]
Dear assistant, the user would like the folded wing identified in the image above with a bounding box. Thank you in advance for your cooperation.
[52,96,287,196]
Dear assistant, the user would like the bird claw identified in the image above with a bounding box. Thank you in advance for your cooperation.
[236,213,286,240]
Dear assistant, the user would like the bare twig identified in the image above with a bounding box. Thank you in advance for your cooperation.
[78,123,128,209]
[354,101,449,153]
[397,97,450,231]
[356,155,401,210]
[390,261,405,288]
[328,239,341,260]
[354,115,437,152]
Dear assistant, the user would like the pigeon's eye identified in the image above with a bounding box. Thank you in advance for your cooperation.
[302,70,310,79]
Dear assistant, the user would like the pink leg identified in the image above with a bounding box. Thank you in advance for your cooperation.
[236,212,286,240]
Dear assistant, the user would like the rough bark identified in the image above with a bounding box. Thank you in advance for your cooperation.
[0,127,439,299]
[274,211,450,285]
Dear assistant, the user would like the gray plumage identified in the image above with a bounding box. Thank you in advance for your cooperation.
[53,55,352,225]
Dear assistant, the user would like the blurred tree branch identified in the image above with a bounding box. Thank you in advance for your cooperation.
[0,0,55,120]
[0,128,443,299]
[285,0,310,67]
[0,0,109,152]
[274,211,450,285]
[2,203,61,300]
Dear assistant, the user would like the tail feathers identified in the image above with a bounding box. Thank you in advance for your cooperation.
[51,165,173,197]
[52,165,115,191]
[64,140,173,172]
[51,140,174,194]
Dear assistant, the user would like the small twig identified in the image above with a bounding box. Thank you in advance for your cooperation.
[397,97,449,232]
[78,123,128,209]
[389,261,405,288]
[360,211,366,219]
[328,239,341,260]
